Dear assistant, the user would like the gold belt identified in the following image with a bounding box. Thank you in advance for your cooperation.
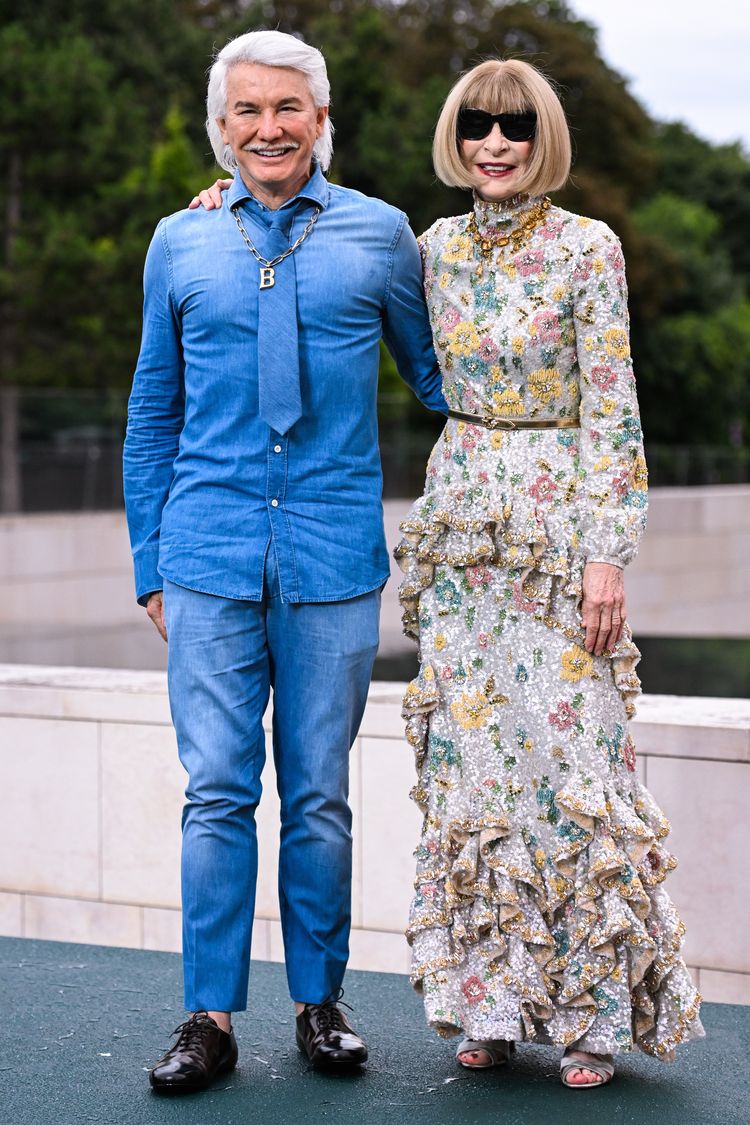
[447,408,580,432]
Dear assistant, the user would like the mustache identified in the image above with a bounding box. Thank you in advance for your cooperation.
[243,142,301,153]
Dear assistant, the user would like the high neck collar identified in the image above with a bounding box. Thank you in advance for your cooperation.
[472,191,545,237]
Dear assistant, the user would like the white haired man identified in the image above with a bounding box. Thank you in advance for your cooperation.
[123,29,446,1094]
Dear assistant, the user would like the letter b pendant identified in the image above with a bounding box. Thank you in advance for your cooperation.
[259,266,275,289]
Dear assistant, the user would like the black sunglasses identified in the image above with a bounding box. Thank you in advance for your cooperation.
[457,107,537,142]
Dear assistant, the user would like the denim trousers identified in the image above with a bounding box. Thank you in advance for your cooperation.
[163,552,380,1012]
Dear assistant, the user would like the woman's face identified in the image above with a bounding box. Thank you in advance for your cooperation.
[459,120,533,202]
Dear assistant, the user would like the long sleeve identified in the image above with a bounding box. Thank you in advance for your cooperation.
[123,219,185,603]
[573,222,648,567]
[382,218,448,414]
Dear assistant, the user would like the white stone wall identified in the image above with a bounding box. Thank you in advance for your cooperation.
[0,664,748,1005]
[2,485,749,671]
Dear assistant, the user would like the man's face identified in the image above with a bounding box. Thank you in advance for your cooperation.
[217,62,328,209]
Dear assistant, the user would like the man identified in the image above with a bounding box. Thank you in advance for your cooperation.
[124,29,446,1094]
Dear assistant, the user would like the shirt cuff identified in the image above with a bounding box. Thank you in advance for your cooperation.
[133,544,162,605]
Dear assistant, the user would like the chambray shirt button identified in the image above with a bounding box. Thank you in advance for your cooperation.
[274,444,282,453]
[271,498,279,508]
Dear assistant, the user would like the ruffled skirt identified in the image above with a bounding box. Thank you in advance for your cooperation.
[395,486,704,1059]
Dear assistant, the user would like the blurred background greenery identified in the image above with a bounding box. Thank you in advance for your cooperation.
[1,0,749,511]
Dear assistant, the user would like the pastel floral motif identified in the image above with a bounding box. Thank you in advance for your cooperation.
[572,259,592,282]
[477,336,499,363]
[611,467,631,500]
[439,307,462,331]
[560,644,594,682]
[512,579,537,612]
[604,326,630,359]
[461,975,487,1003]
[607,243,626,272]
[442,232,472,262]
[529,473,558,502]
[548,700,577,730]
[447,320,482,356]
[450,690,493,730]
[529,312,561,344]
[539,218,565,240]
[528,367,563,403]
[492,388,525,416]
[435,575,461,607]
[591,363,617,390]
[514,248,545,276]
[630,453,648,491]
[466,565,492,587]
[435,633,447,652]
[511,336,525,355]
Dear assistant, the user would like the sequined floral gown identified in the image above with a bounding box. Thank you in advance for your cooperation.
[395,194,704,1058]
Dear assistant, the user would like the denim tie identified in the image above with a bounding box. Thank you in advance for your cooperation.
[256,208,302,435]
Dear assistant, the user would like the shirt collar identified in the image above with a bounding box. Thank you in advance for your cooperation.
[227,161,330,214]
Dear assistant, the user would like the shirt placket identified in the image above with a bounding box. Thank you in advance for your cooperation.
[265,425,299,602]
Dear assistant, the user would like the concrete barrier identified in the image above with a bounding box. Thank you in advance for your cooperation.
[0,664,748,1004]
[1,486,749,671]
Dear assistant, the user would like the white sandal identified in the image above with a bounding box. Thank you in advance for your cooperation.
[560,1049,614,1088]
[456,1038,514,1069]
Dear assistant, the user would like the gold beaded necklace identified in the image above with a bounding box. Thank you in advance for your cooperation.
[466,196,551,260]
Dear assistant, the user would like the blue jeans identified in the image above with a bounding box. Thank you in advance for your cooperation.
[163,551,380,1012]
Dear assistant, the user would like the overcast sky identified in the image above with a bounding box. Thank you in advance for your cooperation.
[568,0,749,150]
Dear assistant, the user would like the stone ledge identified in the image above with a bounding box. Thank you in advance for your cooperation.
[1,665,747,761]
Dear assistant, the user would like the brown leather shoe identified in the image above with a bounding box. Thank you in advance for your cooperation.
[149,1011,238,1094]
[296,1001,368,1068]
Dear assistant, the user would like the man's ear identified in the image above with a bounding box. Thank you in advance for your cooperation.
[315,105,329,138]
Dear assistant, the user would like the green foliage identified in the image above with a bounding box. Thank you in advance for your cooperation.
[0,0,748,451]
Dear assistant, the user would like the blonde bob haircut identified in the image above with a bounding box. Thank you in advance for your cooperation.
[433,59,571,196]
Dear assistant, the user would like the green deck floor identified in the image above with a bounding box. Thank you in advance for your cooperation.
[2,936,746,1125]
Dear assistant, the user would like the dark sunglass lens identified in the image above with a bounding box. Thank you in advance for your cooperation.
[457,109,493,140]
[500,112,537,141]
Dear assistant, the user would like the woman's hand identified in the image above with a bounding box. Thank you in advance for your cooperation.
[581,562,625,656]
[188,178,233,210]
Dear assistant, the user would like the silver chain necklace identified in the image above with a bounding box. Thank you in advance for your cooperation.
[231,204,321,290]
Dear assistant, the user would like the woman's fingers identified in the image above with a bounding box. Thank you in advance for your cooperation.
[187,178,233,210]
[581,561,626,655]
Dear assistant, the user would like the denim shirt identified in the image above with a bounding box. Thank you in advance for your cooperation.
[123,165,447,605]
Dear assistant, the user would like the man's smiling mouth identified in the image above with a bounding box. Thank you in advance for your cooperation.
[246,145,300,159]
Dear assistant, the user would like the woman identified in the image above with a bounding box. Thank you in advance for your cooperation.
[395,58,703,1086]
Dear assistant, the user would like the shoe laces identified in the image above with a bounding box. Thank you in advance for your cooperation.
[307,990,354,1033]
[171,1011,220,1048]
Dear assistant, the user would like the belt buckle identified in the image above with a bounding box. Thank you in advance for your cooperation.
[489,417,516,431]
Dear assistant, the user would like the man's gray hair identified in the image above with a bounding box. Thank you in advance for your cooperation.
[206,29,334,172]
